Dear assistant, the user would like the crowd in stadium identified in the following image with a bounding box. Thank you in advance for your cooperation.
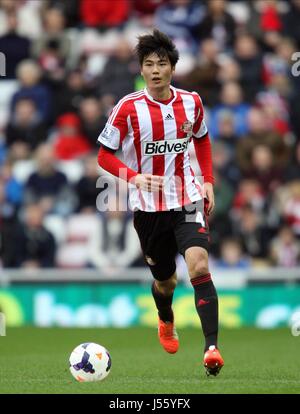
[0,0,300,270]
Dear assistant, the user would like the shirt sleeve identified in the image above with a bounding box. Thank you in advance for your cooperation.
[193,134,214,184]
[97,146,138,182]
[97,100,129,150]
[192,92,208,139]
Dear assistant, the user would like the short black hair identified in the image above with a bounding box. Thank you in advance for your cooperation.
[135,29,179,67]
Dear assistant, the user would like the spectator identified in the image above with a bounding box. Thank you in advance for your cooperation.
[246,0,285,51]
[215,238,250,269]
[233,33,263,102]
[0,0,42,39]
[5,98,48,159]
[31,7,71,86]
[11,60,52,124]
[243,144,283,195]
[214,110,239,150]
[44,0,80,28]
[52,112,92,161]
[270,226,300,267]
[1,201,56,268]
[0,138,7,166]
[132,0,167,26]
[53,69,92,117]
[282,0,300,48]
[179,37,220,106]
[257,76,292,136]
[209,81,251,137]
[80,0,130,29]
[217,56,241,86]
[76,153,102,212]
[289,79,300,139]
[212,140,240,188]
[24,143,75,216]
[132,0,167,17]
[0,173,19,218]
[32,7,71,65]
[79,97,107,148]
[38,38,67,86]
[259,0,283,33]
[196,0,237,51]
[233,205,270,259]
[154,0,205,55]
[99,39,138,102]
[0,160,23,207]
[8,203,56,268]
[208,171,234,257]
[217,110,242,152]
[283,141,300,183]
[0,10,31,79]
[237,107,289,174]
[263,37,298,87]
[0,178,20,267]
[232,178,265,215]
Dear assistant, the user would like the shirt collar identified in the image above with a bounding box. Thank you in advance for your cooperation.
[144,85,177,106]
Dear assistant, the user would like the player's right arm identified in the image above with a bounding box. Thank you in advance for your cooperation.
[97,100,164,192]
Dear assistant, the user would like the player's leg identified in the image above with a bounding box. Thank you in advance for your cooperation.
[174,202,224,375]
[152,271,177,324]
[185,246,223,375]
[185,247,218,350]
[151,271,179,354]
[133,209,179,353]
[146,254,179,354]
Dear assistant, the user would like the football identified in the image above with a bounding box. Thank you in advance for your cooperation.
[69,342,112,382]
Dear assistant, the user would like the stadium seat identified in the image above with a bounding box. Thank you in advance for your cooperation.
[12,159,36,184]
[56,213,100,268]
[57,159,84,184]
[44,214,67,245]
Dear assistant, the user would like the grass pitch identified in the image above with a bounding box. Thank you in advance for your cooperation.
[0,327,299,394]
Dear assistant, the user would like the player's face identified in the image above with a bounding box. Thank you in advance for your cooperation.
[141,53,174,91]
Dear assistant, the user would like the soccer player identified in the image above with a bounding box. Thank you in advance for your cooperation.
[97,29,224,376]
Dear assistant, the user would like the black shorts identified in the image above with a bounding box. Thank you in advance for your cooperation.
[133,200,210,281]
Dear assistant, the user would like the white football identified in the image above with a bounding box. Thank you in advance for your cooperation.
[69,342,112,382]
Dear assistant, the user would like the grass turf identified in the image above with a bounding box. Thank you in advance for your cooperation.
[0,327,299,394]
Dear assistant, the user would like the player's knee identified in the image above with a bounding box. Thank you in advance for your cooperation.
[167,276,177,292]
[189,260,209,279]
[155,276,177,296]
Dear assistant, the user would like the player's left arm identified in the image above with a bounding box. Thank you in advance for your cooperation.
[192,93,215,216]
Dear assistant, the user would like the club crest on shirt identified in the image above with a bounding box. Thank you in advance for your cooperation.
[180,120,193,137]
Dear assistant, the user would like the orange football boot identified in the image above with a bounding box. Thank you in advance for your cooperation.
[203,345,224,376]
[158,318,179,354]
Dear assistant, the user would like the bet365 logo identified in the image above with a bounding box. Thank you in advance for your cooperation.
[291,52,300,77]
[0,313,6,336]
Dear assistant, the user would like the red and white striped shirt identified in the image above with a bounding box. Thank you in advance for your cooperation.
[98,85,208,212]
